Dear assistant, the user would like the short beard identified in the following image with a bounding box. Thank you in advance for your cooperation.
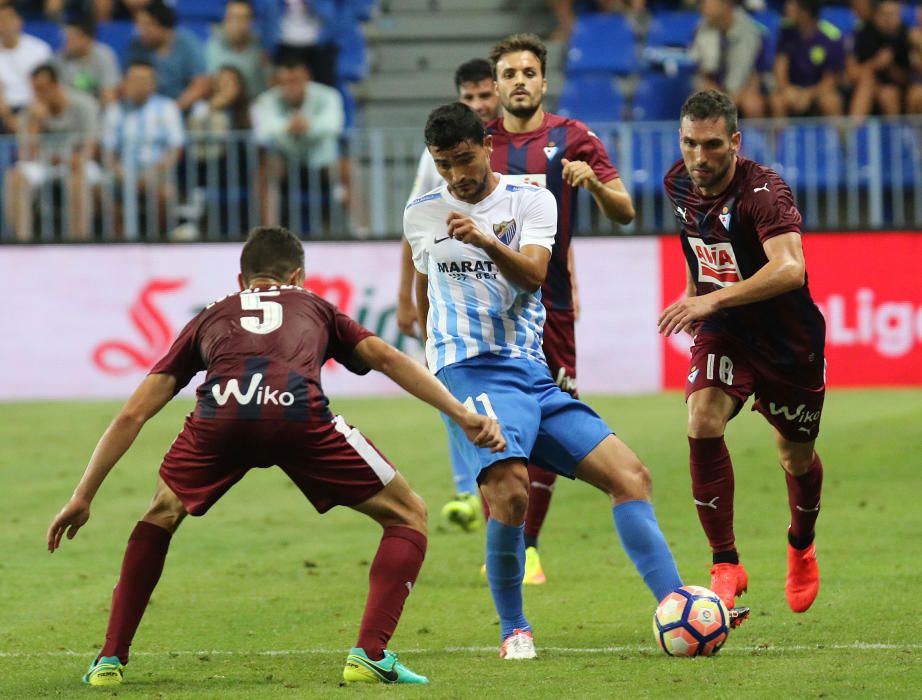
[504,101,540,120]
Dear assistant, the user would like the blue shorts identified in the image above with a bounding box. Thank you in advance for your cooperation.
[436,354,613,482]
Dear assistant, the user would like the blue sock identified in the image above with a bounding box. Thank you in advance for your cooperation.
[613,500,684,602]
[442,413,478,495]
[485,518,530,639]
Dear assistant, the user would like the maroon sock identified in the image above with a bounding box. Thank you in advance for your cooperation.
[785,452,823,548]
[524,464,557,543]
[99,521,172,664]
[355,526,427,660]
[689,436,737,555]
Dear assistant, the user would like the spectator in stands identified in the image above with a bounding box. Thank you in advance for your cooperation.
[548,0,648,41]
[252,57,343,231]
[12,0,64,20]
[4,63,98,240]
[101,59,184,238]
[771,0,845,117]
[206,0,269,97]
[94,0,148,21]
[0,3,52,132]
[56,16,121,105]
[849,0,911,118]
[908,6,922,112]
[126,0,208,112]
[690,0,766,117]
[272,0,339,87]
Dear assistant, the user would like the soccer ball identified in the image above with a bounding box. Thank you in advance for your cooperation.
[653,585,730,657]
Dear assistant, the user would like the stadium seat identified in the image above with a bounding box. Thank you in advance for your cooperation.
[852,121,919,188]
[751,9,781,45]
[774,123,840,189]
[97,21,135,69]
[630,128,680,192]
[818,6,857,36]
[631,68,693,122]
[567,14,637,75]
[24,20,62,51]
[176,0,226,22]
[645,11,699,48]
[337,25,368,82]
[557,75,624,123]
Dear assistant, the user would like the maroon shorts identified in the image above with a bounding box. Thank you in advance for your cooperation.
[159,415,397,516]
[543,308,578,397]
[685,332,826,442]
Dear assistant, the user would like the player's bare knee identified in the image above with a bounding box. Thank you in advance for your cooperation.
[779,452,814,477]
[606,457,652,503]
[143,490,187,533]
[687,405,727,438]
[404,490,428,534]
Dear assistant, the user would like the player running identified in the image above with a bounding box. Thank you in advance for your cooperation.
[47,226,505,687]
[480,33,636,582]
[405,102,684,659]
[659,90,826,613]
[397,58,501,533]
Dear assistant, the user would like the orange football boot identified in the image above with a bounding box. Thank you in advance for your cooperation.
[786,543,820,612]
[709,562,749,609]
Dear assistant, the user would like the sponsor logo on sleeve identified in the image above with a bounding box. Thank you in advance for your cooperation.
[688,236,741,287]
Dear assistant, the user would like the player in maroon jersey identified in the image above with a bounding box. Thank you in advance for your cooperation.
[482,33,636,582]
[46,227,505,687]
[658,90,826,614]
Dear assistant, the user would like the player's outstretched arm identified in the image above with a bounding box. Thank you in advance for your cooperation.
[46,373,177,553]
[415,271,430,344]
[561,159,635,225]
[353,336,505,453]
[658,233,806,336]
[396,238,418,338]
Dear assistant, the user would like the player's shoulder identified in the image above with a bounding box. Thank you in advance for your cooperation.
[405,187,444,211]
[664,159,690,189]
[736,156,791,194]
[548,113,603,142]
[404,188,445,223]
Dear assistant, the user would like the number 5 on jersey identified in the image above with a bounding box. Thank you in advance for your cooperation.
[241,291,283,334]
[464,392,498,418]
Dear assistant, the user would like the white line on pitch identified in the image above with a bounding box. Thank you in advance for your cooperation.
[0,643,919,659]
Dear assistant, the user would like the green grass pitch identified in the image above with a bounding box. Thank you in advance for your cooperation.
[1,390,920,698]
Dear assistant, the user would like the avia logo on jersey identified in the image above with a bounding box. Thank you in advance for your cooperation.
[492,219,517,245]
[436,259,498,281]
[688,237,741,287]
[212,373,296,407]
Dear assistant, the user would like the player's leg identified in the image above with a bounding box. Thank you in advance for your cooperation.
[775,432,823,612]
[479,458,536,659]
[438,412,481,532]
[573,435,684,603]
[83,477,188,686]
[685,335,756,608]
[344,473,430,684]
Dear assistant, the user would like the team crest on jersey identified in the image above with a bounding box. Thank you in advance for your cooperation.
[543,143,559,160]
[493,219,517,245]
[718,206,732,231]
[688,236,741,287]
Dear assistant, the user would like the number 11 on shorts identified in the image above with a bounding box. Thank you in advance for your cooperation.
[464,392,497,418]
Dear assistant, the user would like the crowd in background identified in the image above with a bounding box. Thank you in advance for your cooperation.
[1,0,920,241]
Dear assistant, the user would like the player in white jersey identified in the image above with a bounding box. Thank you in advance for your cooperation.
[404,102,687,660]
[397,59,502,532]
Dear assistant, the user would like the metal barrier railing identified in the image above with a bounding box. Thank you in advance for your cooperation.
[1,116,919,242]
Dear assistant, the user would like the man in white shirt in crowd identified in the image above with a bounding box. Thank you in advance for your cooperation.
[0,3,52,132]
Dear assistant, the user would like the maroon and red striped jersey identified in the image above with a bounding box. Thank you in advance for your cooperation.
[663,156,826,365]
[150,285,373,423]
[486,112,619,312]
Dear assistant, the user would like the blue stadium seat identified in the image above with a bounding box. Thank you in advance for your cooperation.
[819,6,857,36]
[645,11,699,47]
[852,122,919,188]
[97,21,135,69]
[567,14,637,75]
[901,4,919,27]
[751,9,781,44]
[557,75,624,123]
[24,20,62,51]
[631,68,694,122]
[337,24,368,82]
[774,124,840,189]
[630,128,680,192]
[176,0,226,22]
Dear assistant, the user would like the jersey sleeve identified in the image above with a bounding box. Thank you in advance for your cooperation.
[571,122,619,183]
[148,316,205,393]
[403,203,431,274]
[407,149,442,202]
[748,174,803,243]
[326,307,376,375]
[519,188,558,251]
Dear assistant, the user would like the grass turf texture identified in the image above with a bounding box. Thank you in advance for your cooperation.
[1,390,920,698]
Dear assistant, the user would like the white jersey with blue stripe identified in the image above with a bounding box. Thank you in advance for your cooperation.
[403,174,558,373]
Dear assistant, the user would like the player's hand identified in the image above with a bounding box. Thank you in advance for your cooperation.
[396,297,418,337]
[561,158,601,192]
[47,496,91,553]
[446,212,492,249]
[657,294,719,336]
[459,412,506,453]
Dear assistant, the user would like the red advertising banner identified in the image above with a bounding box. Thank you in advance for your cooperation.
[660,232,922,388]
